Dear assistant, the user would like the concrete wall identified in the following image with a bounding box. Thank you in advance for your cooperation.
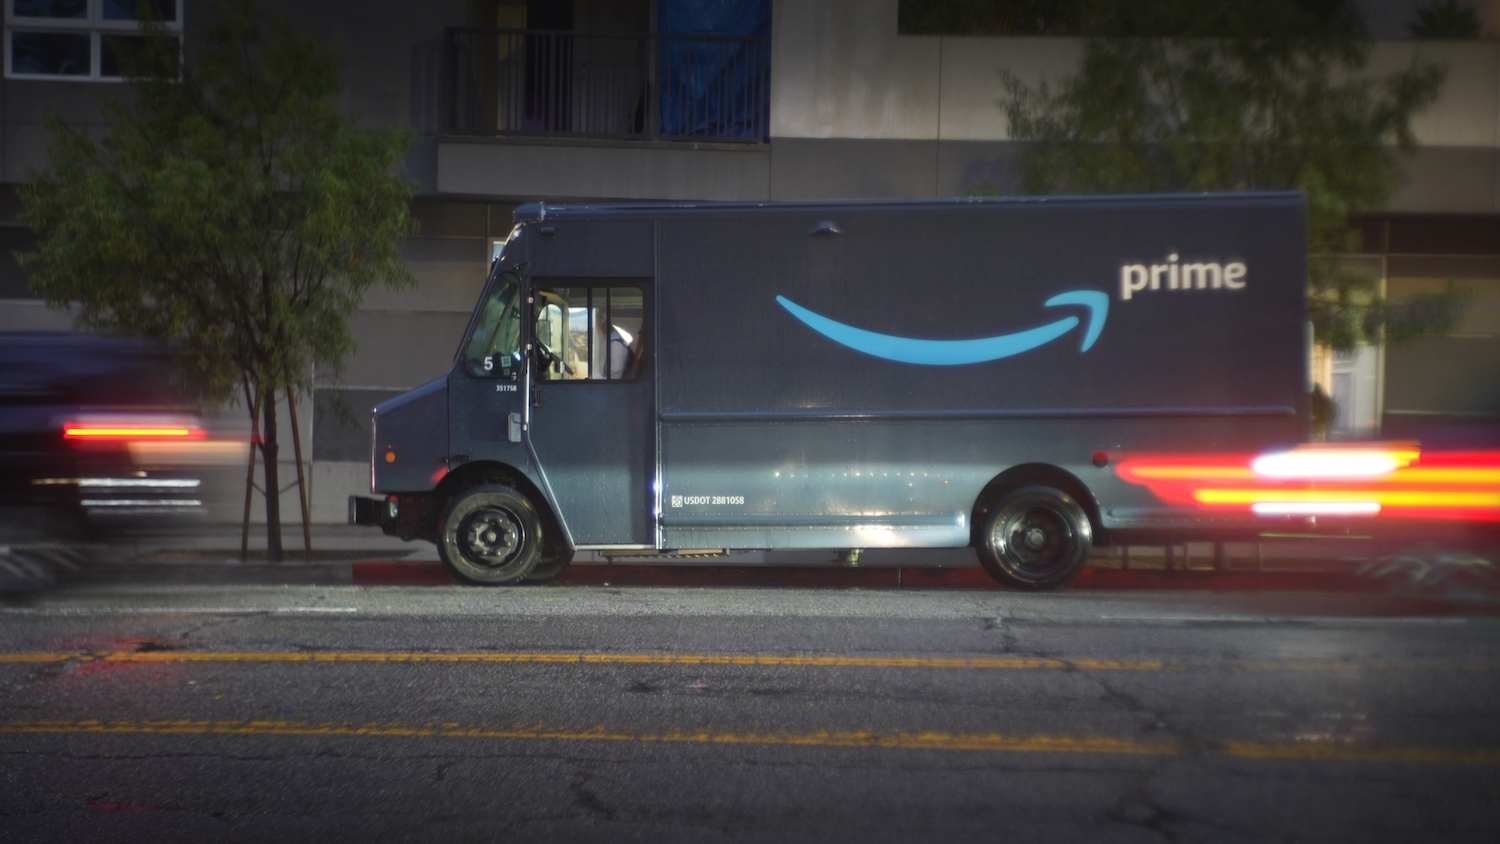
[258,0,467,193]
[437,138,771,201]
[406,0,1500,207]
[0,2,463,190]
[1373,41,1500,212]
[770,1,940,140]
[754,0,1500,209]
[1385,257,1500,423]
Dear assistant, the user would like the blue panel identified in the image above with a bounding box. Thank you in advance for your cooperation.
[655,199,1309,417]
[659,413,1306,548]
[373,377,449,493]
[657,0,770,139]
[659,0,767,35]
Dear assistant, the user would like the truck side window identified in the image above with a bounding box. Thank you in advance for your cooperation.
[463,271,522,377]
[536,286,645,382]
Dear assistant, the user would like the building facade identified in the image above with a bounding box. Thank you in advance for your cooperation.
[1,0,1496,522]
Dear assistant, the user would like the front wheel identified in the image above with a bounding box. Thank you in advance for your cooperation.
[438,485,542,585]
[977,486,1093,590]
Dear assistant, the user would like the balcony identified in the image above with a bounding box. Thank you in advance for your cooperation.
[444,28,770,144]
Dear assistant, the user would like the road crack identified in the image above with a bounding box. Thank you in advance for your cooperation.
[569,766,616,820]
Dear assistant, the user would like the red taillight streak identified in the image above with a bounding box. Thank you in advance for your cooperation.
[1115,450,1500,522]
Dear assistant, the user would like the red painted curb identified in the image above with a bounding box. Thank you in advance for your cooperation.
[1068,568,1387,592]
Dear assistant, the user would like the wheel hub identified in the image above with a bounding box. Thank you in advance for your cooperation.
[1023,526,1048,550]
[996,506,1070,571]
[462,507,522,566]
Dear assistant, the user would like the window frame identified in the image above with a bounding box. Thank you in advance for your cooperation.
[5,0,182,82]
[532,280,649,385]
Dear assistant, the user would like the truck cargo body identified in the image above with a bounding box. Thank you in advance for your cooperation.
[359,193,1309,586]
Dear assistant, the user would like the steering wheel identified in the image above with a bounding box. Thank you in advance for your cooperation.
[536,339,574,376]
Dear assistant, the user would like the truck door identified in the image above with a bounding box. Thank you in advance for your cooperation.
[450,268,529,479]
[527,280,654,546]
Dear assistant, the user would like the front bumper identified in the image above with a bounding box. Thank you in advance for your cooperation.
[348,495,391,530]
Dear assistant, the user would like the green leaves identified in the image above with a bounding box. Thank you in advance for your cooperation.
[1409,0,1483,39]
[18,0,416,405]
[1001,0,1456,349]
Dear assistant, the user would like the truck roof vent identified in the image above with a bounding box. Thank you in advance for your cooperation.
[809,220,843,236]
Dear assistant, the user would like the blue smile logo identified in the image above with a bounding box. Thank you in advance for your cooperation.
[776,290,1108,366]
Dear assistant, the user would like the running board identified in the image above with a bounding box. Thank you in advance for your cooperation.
[599,548,730,561]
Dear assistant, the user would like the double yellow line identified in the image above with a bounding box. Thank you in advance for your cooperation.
[1,650,1496,672]
[0,651,1165,670]
[2,718,1496,765]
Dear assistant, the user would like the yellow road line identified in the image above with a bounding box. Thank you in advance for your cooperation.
[0,651,1494,672]
[0,652,1162,669]
[1,718,1494,764]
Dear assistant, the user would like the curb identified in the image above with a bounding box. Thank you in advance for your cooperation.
[69,563,354,585]
[348,561,1394,591]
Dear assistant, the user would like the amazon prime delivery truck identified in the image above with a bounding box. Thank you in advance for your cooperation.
[349,193,1309,588]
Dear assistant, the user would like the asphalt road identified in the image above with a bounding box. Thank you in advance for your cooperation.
[2,582,1498,842]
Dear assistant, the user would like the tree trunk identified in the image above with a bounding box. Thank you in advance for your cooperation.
[240,382,259,562]
[286,385,312,561]
[260,386,284,562]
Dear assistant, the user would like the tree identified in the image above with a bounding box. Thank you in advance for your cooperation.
[1000,0,1463,351]
[18,0,417,561]
[1409,0,1483,39]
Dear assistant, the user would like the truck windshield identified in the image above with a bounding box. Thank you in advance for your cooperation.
[464,271,522,377]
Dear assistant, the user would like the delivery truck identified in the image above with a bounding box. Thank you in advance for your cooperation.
[349,192,1310,588]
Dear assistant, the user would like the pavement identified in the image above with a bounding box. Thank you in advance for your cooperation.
[3,522,1495,605]
[4,581,1500,841]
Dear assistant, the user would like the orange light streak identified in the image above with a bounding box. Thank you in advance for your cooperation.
[64,426,205,441]
[1194,489,1500,509]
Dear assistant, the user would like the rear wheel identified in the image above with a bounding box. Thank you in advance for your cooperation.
[438,485,542,585]
[977,486,1092,590]
[523,545,574,583]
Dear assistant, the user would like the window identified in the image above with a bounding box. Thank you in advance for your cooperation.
[535,286,644,382]
[464,271,524,378]
[6,0,180,80]
[462,277,646,382]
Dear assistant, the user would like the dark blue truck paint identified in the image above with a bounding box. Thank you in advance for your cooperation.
[354,193,1309,584]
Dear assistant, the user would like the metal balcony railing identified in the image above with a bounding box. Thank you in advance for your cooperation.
[444,28,770,143]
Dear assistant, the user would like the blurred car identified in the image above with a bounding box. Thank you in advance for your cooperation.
[0,332,231,543]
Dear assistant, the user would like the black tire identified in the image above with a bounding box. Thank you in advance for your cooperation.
[523,545,574,583]
[437,485,542,585]
[977,486,1093,590]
